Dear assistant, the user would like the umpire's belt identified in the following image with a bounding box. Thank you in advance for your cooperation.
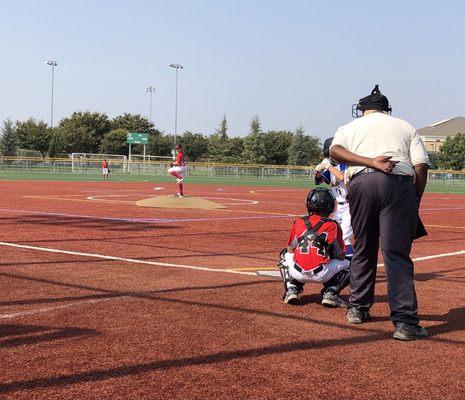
[294,263,324,275]
[352,168,413,181]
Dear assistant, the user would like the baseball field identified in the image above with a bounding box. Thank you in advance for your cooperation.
[1,178,465,399]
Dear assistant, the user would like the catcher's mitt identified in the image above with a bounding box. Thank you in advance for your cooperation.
[314,171,324,185]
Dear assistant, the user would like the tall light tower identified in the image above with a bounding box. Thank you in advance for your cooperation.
[169,63,183,146]
[145,86,156,125]
[45,60,58,128]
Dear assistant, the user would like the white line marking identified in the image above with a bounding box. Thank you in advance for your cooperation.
[422,206,465,212]
[259,251,465,277]
[204,197,259,205]
[0,242,257,276]
[412,250,465,262]
[1,246,464,321]
[0,208,291,224]
[0,297,117,320]
[377,250,465,267]
[1,242,464,276]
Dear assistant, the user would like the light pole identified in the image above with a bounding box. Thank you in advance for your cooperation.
[145,86,156,125]
[169,63,183,146]
[46,60,57,128]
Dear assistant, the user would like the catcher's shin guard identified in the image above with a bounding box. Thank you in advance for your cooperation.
[278,248,290,293]
[322,268,350,295]
[278,249,303,297]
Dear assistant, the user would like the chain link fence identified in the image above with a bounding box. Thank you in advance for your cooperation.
[0,156,464,189]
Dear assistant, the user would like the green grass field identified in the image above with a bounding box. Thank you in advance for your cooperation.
[0,170,464,193]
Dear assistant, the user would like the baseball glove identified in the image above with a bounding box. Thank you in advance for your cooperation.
[314,171,324,185]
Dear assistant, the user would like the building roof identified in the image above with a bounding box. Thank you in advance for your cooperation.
[418,116,465,138]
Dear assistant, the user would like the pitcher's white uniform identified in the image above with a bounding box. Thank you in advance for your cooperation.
[316,161,354,257]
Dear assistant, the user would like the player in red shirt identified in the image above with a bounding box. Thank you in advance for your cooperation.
[101,159,109,181]
[279,187,350,307]
[167,144,187,197]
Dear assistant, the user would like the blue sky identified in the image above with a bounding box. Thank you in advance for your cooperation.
[2,0,464,139]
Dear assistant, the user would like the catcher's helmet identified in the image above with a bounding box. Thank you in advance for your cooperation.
[323,137,333,159]
[352,85,392,118]
[306,187,336,217]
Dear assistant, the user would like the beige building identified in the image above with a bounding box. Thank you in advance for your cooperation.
[418,116,465,152]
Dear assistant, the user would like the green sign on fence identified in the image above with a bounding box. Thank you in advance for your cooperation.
[126,132,149,144]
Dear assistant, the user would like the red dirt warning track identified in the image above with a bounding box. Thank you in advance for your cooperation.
[1,180,465,400]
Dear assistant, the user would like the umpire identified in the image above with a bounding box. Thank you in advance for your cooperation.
[330,85,429,341]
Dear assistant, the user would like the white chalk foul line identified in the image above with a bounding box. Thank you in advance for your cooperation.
[1,244,465,321]
[0,242,256,276]
[373,249,465,267]
[0,208,291,224]
[0,297,117,320]
[257,250,465,277]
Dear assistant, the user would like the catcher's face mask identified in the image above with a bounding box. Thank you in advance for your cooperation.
[352,85,392,118]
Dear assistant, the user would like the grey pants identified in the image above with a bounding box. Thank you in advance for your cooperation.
[347,171,420,325]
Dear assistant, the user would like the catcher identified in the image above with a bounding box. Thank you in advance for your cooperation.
[279,187,350,307]
[167,144,186,197]
[314,137,354,259]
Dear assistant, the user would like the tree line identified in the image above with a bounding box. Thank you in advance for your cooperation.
[2,112,462,168]
[0,112,323,165]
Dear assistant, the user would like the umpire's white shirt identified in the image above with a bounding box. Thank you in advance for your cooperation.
[331,112,429,183]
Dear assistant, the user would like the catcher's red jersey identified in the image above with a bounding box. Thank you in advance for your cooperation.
[287,215,345,271]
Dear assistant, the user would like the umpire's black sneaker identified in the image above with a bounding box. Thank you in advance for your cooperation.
[346,307,370,324]
[393,322,428,341]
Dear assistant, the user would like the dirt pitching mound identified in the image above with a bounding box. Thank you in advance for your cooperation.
[136,195,226,209]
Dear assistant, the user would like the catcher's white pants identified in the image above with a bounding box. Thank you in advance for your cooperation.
[288,258,350,284]
[168,166,186,177]
[332,202,353,246]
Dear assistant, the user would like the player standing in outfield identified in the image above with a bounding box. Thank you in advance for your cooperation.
[279,188,350,308]
[314,138,354,260]
[167,144,187,197]
[102,159,109,181]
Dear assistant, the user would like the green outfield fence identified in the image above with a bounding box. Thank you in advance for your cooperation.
[0,156,464,190]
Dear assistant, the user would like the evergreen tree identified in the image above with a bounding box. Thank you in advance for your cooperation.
[0,119,17,156]
[208,114,231,162]
[242,116,267,164]
[263,130,293,165]
[288,125,321,166]
[216,114,228,139]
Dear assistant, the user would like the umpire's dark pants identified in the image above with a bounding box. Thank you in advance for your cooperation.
[347,171,420,325]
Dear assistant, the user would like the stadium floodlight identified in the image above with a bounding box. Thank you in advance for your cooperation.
[45,60,58,128]
[169,63,184,146]
[145,86,157,125]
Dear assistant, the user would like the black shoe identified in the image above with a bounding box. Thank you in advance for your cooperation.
[346,307,370,324]
[393,322,428,341]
